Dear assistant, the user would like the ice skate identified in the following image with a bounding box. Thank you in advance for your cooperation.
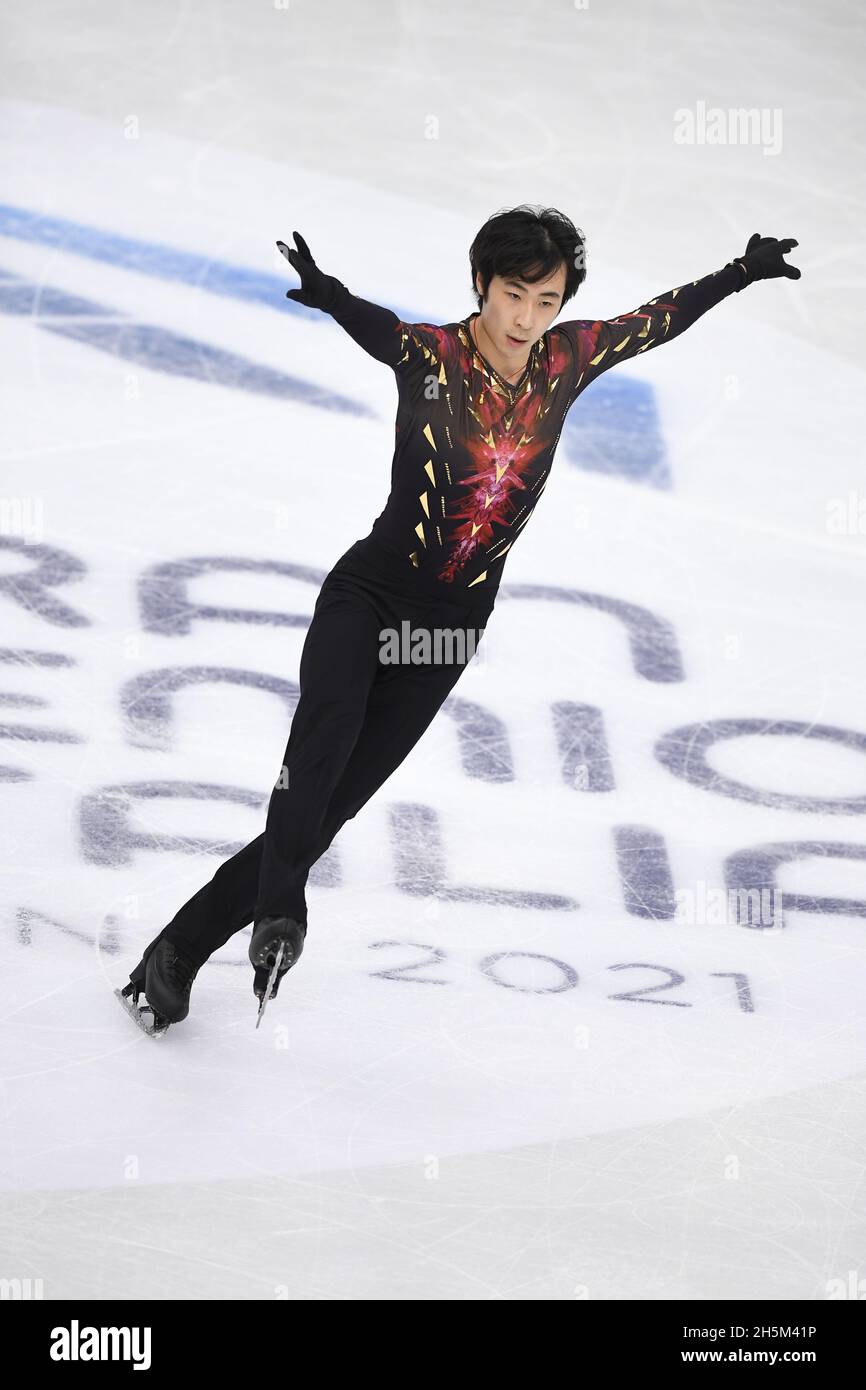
[116,939,200,1035]
[116,953,170,1037]
[249,915,306,1027]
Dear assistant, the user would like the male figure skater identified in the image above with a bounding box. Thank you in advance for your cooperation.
[119,205,799,1030]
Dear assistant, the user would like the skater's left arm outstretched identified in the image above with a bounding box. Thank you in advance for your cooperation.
[560,233,800,394]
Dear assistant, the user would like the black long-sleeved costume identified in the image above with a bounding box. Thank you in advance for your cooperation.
[327,262,742,606]
[129,259,743,970]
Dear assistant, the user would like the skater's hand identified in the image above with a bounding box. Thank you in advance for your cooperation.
[731,233,801,289]
[277,231,343,313]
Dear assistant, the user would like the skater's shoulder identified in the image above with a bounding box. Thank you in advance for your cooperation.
[390,316,463,376]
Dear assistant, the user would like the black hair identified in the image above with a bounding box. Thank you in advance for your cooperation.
[469,204,587,312]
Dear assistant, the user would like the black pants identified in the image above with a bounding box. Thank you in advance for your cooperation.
[136,545,492,968]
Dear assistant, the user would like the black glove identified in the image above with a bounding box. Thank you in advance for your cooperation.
[276,231,344,312]
[728,233,801,291]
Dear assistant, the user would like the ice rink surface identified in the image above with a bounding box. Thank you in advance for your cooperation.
[1,0,865,1299]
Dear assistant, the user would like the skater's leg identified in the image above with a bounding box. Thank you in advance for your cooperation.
[318,626,479,837]
[268,603,487,904]
[254,578,383,923]
[142,576,381,965]
[134,595,484,969]
[142,832,266,968]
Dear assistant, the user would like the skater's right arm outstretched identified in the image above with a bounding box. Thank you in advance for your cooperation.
[277,232,450,380]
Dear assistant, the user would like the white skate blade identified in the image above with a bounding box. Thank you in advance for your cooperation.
[254,941,286,1030]
[115,987,171,1038]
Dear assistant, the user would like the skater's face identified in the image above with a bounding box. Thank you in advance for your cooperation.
[473,262,567,363]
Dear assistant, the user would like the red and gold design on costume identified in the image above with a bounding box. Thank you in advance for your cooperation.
[325,264,741,598]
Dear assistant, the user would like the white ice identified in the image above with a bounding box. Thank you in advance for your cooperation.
[0,0,864,1300]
